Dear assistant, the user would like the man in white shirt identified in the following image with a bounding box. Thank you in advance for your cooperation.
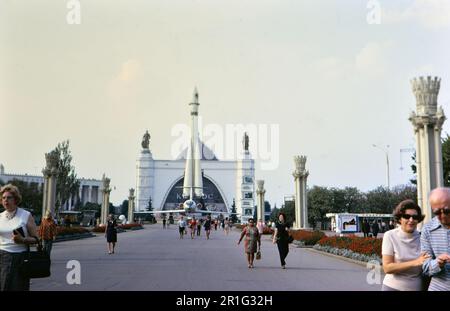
[178,216,187,239]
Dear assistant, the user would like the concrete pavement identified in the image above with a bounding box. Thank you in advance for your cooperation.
[31,224,382,291]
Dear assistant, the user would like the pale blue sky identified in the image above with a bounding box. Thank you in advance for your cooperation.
[1,0,449,206]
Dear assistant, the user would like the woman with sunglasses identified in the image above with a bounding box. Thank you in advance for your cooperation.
[0,184,39,291]
[381,199,430,291]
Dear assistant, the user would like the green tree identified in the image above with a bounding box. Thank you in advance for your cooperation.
[330,187,346,213]
[3,179,43,218]
[307,186,333,229]
[343,187,364,213]
[279,200,295,226]
[269,204,280,223]
[442,134,450,186]
[78,202,101,218]
[230,199,238,223]
[108,202,115,214]
[53,140,80,212]
[363,186,395,214]
[121,200,129,216]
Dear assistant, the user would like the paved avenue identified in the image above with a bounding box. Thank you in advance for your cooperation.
[31,225,381,291]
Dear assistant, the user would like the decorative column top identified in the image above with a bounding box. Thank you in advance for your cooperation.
[293,155,309,178]
[411,76,441,116]
[102,174,112,194]
[128,188,135,199]
[42,150,59,177]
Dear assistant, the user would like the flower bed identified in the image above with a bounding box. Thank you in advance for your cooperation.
[290,230,325,245]
[262,227,274,235]
[92,226,106,233]
[37,226,90,236]
[314,235,382,263]
[91,223,143,233]
[118,223,143,230]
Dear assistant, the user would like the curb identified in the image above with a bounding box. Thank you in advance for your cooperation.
[55,233,95,243]
[305,248,376,267]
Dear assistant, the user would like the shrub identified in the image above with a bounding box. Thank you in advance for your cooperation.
[235,224,245,230]
[262,226,274,235]
[52,226,89,236]
[92,226,106,233]
[118,223,143,230]
[290,230,325,245]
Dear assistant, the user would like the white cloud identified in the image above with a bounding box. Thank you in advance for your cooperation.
[312,57,353,80]
[313,41,393,79]
[382,0,450,30]
[355,41,393,77]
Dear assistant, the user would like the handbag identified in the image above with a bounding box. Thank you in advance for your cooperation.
[288,235,294,244]
[256,250,261,260]
[20,238,51,279]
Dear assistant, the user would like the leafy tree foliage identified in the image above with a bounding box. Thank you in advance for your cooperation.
[0,179,43,217]
[53,140,80,212]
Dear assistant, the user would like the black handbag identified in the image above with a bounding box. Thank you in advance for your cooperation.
[288,235,294,244]
[21,238,51,279]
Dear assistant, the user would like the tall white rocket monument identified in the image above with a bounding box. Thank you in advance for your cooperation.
[183,88,204,199]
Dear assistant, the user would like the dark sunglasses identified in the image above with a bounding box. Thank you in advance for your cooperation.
[401,214,421,221]
[2,196,14,200]
[432,208,450,216]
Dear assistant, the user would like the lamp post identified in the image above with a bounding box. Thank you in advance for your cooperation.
[372,144,390,189]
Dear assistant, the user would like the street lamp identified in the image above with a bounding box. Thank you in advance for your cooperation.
[372,144,390,189]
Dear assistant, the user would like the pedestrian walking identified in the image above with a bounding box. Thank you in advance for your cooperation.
[0,184,39,291]
[105,214,117,254]
[371,221,379,238]
[162,216,166,229]
[204,216,212,240]
[39,210,57,257]
[382,200,429,291]
[237,218,260,269]
[189,217,197,239]
[224,218,230,235]
[197,219,202,236]
[362,219,370,238]
[273,212,290,269]
[257,219,265,235]
[178,216,186,239]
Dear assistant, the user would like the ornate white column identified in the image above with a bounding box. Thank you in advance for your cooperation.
[100,175,112,225]
[293,156,309,229]
[256,180,266,222]
[409,76,446,225]
[128,188,135,224]
[42,151,59,218]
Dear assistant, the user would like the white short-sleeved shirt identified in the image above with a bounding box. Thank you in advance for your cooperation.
[382,227,422,291]
[0,208,31,253]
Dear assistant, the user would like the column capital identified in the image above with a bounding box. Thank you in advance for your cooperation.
[43,150,59,177]
[293,171,302,179]
[102,174,111,194]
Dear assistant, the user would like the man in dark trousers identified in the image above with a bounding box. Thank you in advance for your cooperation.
[371,220,379,238]
[362,219,370,238]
